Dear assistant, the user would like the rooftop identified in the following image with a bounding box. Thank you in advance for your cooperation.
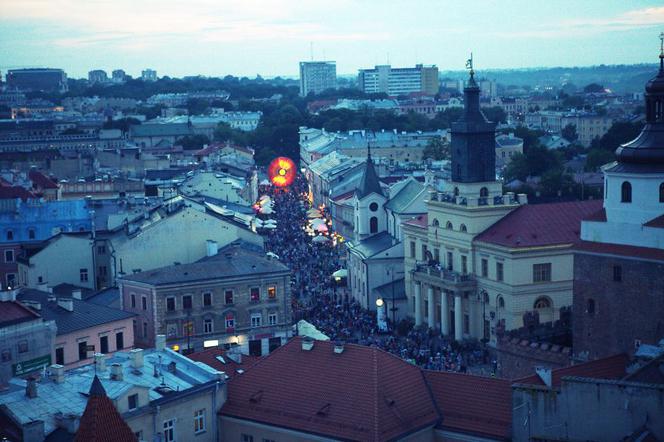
[0,299,40,327]
[475,200,603,248]
[187,348,260,381]
[575,240,664,262]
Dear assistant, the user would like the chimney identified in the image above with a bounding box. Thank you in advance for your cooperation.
[37,282,48,292]
[155,334,166,351]
[517,193,528,205]
[57,298,74,312]
[302,337,314,351]
[72,289,82,300]
[334,341,345,354]
[110,363,123,381]
[50,364,65,384]
[206,240,218,257]
[94,353,106,371]
[130,348,143,368]
[26,378,38,398]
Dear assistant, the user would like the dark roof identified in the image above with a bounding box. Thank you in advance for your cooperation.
[121,243,289,286]
[584,208,607,222]
[355,156,384,198]
[0,300,40,327]
[373,278,407,301]
[74,375,136,442]
[188,348,260,381]
[28,170,58,189]
[220,337,440,441]
[424,371,511,440]
[84,287,121,308]
[404,214,428,228]
[16,289,135,335]
[516,353,629,388]
[644,213,664,228]
[347,231,397,259]
[474,200,602,248]
[0,186,35,201]
[575,240,664,262]
[623,354,664,385]
[130,123,191,138]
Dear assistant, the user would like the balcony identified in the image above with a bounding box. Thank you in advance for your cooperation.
[428,191,524,208]
[412,263,476,290]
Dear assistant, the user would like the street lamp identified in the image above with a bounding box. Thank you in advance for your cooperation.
[479,289,488,344]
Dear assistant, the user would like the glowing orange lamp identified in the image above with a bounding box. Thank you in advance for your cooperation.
[268,157,296,187]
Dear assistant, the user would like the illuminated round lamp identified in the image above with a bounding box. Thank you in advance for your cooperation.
[268,157,296,187]
[172,344,180,352]
[376,298,384,307]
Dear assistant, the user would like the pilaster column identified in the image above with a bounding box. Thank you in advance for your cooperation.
[427,286,434,328]
[454,293,463,341]
[414,282,422,326]
[440,290,449,336]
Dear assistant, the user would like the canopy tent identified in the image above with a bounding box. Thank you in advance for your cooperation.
[332,269,348,278]
[307,208,321,216]
[263,219,277,226]
[310,218,326,227]
[314,223,328,232]
[259,206,274,215]
[293,320,330,341]
[259,179,271,186]
[312,235,330,243]
[266,251,280,259]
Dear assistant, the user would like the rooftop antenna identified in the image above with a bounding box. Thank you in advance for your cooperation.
[310,42,314,61]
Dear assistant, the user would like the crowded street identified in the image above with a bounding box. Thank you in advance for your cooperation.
[261,175,489,374]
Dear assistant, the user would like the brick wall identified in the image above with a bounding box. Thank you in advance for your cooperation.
[573,251,664,361]
[495,336,571,379]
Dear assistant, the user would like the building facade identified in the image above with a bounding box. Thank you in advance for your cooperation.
[358,64,439,96]
[6,69,68,93]
[299,61,336,97]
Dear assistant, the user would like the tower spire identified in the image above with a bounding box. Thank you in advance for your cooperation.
[659,31,664,74]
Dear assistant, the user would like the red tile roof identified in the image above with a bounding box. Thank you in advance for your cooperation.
[575,240,664,262]
[424,371,511,440]
[404,214,428,228]
[515,353,629,388]
[220,337,440,441]
[584,207,606,222]
[644,214,664,228]
[0,186,35,201]
[28,170,58,189]
[188,347,260,380]
[475,200,603,248]
[74,376,137,442]
[0,301,40,327]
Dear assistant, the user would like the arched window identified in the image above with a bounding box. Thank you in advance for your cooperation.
[369,202,378,212]
[480,187,489,198]
[621,181,632,203]
[587,298,596,316]
[28,228,35,240]
[432,218,439,227]
[497,296,505,309]
[534,296,553,323]
[659,183,664,203]
[533,297,551,309]
[460,224,467,233]
[370,217,378,233]
[445,221,453,230]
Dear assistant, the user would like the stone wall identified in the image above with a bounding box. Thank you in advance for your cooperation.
[495,335,571,379]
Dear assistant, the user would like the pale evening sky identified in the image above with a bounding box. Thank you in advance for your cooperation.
[1,0,663,79]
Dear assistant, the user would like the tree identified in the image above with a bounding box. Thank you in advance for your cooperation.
[482,106,507,124]
[595,122,643,151]
[423,138,450,161]
[176,134,210,150]
[585,148,615,171]
[583,83,605,93]
[561,124,578,143]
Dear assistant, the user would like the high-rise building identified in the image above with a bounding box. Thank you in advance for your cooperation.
[6,68,68,93]
[111,69,126,83]
[358,64,439,96]
[141,69,158,82]
[299,61,336,97]
[88,69,108,84]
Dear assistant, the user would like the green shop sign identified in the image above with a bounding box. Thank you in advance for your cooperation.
[13,355,52,376]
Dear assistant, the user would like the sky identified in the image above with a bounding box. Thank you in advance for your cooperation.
[1,0,663,79]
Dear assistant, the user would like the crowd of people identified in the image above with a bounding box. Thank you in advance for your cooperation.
[261,175,488,374]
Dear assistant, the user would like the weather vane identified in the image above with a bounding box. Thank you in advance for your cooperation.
[660,31,664,56]
[466,52,474,79]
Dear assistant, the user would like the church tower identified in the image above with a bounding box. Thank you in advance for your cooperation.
[353,144,387,241]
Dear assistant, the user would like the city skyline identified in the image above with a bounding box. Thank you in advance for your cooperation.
[1,0,663,79]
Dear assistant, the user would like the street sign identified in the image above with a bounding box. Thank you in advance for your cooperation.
[13,355,52,376]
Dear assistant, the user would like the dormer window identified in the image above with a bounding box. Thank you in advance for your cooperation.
[621,181,632,203]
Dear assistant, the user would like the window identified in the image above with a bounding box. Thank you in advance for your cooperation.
[660,183,664,203]
[497,296,505,309]
[55,347,64,365]
[461,255,468,274]
[203,292,212,307]
[251,313,262,328]
[194,409,206,434]
[481,259,488,277]
[268,313,277,326]
[163,419,175,442]
[496,262,504,282]
[447,251,453,271]
[141,296,147,310]
[621,181,632,203]
[131,294,136,308]
[433,248,440,262]
[128,393,138,411]
[241,435,254,442]
[100,336,108,354]
[98,266,107,277]
[116,332,124,350]
[1,349,10,362]
[587,299,596,316]
[370,216,378,233]
[250,288,260,302]
[97,245,106,254]
[446,221,453,230]
[432,218,439,227]
[6,273,15,289]
[267,286,276,299]
[17,340,28,354]
[4,250,14,263]
[78,341,87,360]
[225,315,235,331]
[533,263,552,282]
[6,230,13,241]
[534,297,551,309]
[183,295,192,310]
[134,431,143,440]
[28,229,35,240]
[460,224,467,233]
[422,244,428,260]
[369,202,378,212]
[143,322,148,338]
[463,314,470,334]
[410,241,416,258]
[166,297,176,311]
[204,319,213,334]
[480,187,489,197]
[225,290,234,304]
[613,265,622,282]
[80,268,88,283]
